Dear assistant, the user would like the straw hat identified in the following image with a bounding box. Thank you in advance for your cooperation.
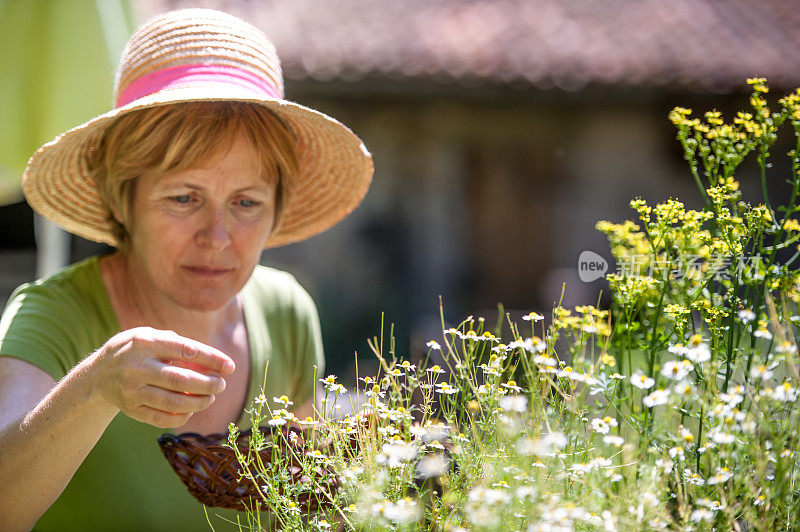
[22,8,373,249]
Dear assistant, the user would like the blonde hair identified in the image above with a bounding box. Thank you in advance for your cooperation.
[88,101,299,251]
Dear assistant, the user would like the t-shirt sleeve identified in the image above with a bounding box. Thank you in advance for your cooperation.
[0,283,88,380]
[288,281,325,407]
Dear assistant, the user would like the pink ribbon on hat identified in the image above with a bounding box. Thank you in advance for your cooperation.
[116,64,281,108]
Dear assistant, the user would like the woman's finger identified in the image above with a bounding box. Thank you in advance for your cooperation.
[136,384,215,414]
[131,329,235,375]
[131,404,194,429]
[145,361,227,395]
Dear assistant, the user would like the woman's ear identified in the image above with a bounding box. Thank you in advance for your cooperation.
[110,205,124,225]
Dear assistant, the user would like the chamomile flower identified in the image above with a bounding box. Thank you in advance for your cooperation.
[738,309,756,323]
[501,379,523,392]
[329,383,347,394]
[273,395,293,407]
[479,331,500,343]
[267,414,287,426]
[444,328,460,337]
[399,360,416,371]
[643,388,670,407]
[706,467,733,485]
[379,498,421,524]
[685,472,705,485]
[285,501,301,516]
[510,337,547,353]
[479,364,501,377]
[522,311,545,322]
[534,432,568,455]
[376,441,417,468]
[426,340,441,350]
[668,343,687,356]
[630,371,655,390]
[749,363,774,380]
[453,431,469,443]
[669,446,685,461]
[690,509,714,522]
[298,416,319,427]
[772,381,798,402]
[533,353,558,367]
[460,330,481,343]
[427,365,446,374]
[776,341,798,354]
[603,435,625,447]
[499,394,528,412]
[685,335,711,363]
[320,375,338,387]
[435,382,459,395]
[476,384,493,397]
[719,389,743,406]
[660,360,693,380]
[365,384,386,399]
[696,499,725,511]
[491,343,509,354]
[306,449,327,460]
[673,381,695,397]
[754,327,772,340]
[590,416,618,434]
[711,431,736,444]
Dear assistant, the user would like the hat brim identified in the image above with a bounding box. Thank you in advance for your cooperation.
[22,86,374,249]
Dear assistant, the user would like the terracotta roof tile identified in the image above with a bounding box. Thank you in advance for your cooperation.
[141,0,800,92]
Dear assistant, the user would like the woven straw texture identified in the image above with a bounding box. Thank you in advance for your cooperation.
[158,426,352,512]
[22,9,372,249]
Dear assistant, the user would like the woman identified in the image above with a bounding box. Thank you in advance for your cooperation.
[0,8,372,531]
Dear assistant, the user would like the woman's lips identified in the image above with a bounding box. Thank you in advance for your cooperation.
[182,265,233,277]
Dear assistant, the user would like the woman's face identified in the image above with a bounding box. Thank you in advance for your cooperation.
[124,132,276,311]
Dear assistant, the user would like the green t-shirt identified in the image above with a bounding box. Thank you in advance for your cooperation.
[0,256,324,531]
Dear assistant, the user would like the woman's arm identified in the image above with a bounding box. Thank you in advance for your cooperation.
[0,327,234,531]
[0,356,116,532]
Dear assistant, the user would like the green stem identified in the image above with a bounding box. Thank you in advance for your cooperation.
[759,151,775,220]
[696,406,704,472]
[647,278,669,377]
[722,268,741,393]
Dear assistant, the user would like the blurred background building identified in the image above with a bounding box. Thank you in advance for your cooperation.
[2,0,800,378]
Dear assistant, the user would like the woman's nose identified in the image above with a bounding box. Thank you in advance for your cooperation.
[196,207,232,250]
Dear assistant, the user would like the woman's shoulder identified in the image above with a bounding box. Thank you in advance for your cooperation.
[10,256,101,297]
[4,256,106,311]
[0,255,117,380]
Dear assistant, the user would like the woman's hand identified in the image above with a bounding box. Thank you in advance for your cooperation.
[90,327,235,428]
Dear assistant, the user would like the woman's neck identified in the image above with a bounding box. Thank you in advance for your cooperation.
[99,252,240,344]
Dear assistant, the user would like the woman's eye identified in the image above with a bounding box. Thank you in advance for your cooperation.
[237,199,260,208]
[171,194,192,204]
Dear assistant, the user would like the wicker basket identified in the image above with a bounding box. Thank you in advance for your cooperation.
[158,426,343,511]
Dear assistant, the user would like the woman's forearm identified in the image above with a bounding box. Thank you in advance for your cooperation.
[0,353,119,532]
[0,328,231,531]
